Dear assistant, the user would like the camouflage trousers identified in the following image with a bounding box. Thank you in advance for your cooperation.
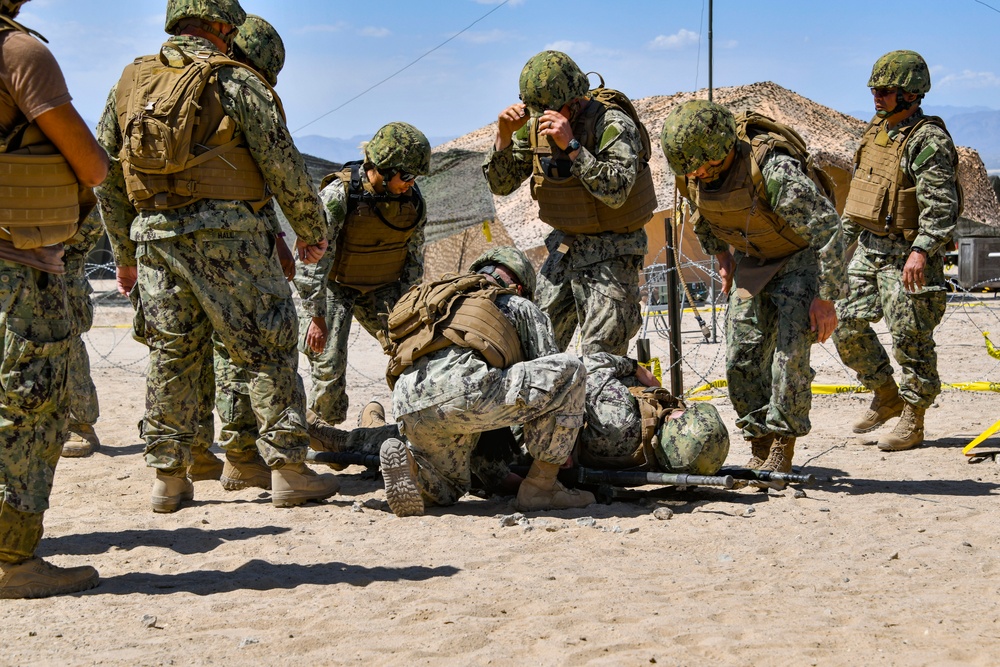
[65,264,98,426]
[136,230,309,471]
[397,353,586,506]
[725,259,818,439]
[833,246,947,408]
[537,253,643,356]
[0,259,70,557]
[299,281,398,425]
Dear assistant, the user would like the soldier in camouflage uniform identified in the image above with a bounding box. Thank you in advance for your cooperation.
[96,0,339,512]
[294,122,429,426]
[483,51,655,356]
[378,246,595,517]
[833,51,961,451]
[0,0,108,598]
[661,100,845,476]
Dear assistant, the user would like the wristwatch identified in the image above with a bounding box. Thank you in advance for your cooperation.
[567,138,581,152]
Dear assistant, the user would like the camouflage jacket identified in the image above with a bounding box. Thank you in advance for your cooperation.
[95,35,326,267]
[580,352,642,455]
[843,109,960,258]
[391,293,559,417]
[483,105,648,264]
[693,151,846,301]
[294,170,426,319]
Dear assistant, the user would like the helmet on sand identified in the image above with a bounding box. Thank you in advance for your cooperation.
[165,0,246,36]
[231,14,284,86]
[653,402,730,475]
[518,50,590,115]
[868,50,931,95]
[469,246,537,301]
[363,122,431,178]
[660,99,737,177]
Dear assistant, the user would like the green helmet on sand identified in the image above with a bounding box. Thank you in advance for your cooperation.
[660,99,737,177]
[868,50,931,95]
[654,402,730,475]
[165,0,245,36]
[469,246,537,301]
[232,14,284,86]
[364,122,431,178]
[518,50,590,115]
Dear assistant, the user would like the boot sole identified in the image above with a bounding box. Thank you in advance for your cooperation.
[220,475,272,491]
[151,491,193,513]
[853,408,905,434]
[0,572,99,599]
[380,438,423,517]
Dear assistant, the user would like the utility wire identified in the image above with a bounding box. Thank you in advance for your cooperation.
[291,0,511,134]
[974,0,1000,14]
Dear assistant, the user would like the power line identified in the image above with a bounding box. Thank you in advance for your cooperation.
[291,0,511,135]
[974,0,1000,13]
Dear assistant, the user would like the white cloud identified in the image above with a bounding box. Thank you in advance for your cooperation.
[649,29,700,51]
[297,22,349,34]
[458,29,516,44]
[359,26,391,38]
[938,70,1000,88]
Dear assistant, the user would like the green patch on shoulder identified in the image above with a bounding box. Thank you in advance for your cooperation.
[913,144,938,169]
[598,125,621,152]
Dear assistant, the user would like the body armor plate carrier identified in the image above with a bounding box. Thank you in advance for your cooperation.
[576,386,684,471]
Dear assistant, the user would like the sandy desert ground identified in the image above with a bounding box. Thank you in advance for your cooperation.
[2,284,1000,667]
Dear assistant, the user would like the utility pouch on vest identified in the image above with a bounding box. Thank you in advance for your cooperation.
[577,386,684,471]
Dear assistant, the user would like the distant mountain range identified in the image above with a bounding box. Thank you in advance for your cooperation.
[293,134,456,165]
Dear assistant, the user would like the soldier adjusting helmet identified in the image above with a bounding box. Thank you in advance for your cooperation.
[660,99,737,177]
[232,14,284,86]
[364,122,431,180]
[518,50,590,115]
[654,402,730,475]
[165,0,246,36]
[868,50,931,95]
[470,246,537,301]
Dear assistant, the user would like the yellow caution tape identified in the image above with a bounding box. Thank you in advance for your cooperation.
[482,220,493,243]
[964,418,1000,455]
[985,331,1000,360]
[638,357,662,386]
[685,379,1000,399]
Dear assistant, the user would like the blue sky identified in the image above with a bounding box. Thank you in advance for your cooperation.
[21,0,1000,142]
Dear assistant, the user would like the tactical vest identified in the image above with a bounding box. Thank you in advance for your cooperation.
[528,87,657,236]
[577,386,684,471]
[324,162,424,293]
[680,112,836,261]
[0,18,85,249]
[115,41,273,211]
[843,115,960,240]
[377,273,524,389]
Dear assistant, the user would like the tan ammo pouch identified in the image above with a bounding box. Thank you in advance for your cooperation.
[577,386,684,471]
[379,274,524,389]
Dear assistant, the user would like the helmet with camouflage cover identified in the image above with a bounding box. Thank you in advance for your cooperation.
[165,0,246,35]
[653,402,730,475]
[868,50,931,95]
[0,0,29,18]
[232,14,284,86]
[660,99,737,177]
[363,122,431,178]
[518,50,590,115]
[469,246,537,301]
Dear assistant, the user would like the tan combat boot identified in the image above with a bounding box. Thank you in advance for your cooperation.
[151,470,194,513]
[756,436,796,490]
[359,401,386,428]
[271,462,340,508]
[0,557,99,599]
[744,434,775,469]
[379,438,424,517]
[189,446,224,481]
[853,381,904,433]
[306,409,348,470]
[877,403,925,451]
[514,460,595,512]
[220,449,272,491]
[61,422,101,458]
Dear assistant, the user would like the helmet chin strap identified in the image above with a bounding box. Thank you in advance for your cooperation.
[878,91,920,119]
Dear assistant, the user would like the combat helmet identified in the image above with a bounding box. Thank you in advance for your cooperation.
[0,0,29,18]
[469,246,537,301]
[363,122,431,179]
[518,50,590,114]
[165,0,246,36]
[868,50,931,95]
[653,402,730,475]
[660,99,737,177]
[232,14,284,86]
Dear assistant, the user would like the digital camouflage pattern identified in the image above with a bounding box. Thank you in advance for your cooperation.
[364,122,431,176]
[834,111,959,408]
[232,14,284,86]
[468,245,537,300]
[868,50,931,95]
[484,101,648,355]
[518,50,590,114]
[392,293,585,507]
[660,99,737,177]
[293,168,425,424]
[655,402,730,475]
[165,0,245,34]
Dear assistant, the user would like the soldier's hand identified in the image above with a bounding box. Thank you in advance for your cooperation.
[538,109,573,151]
[809,298,837,343]
[635,364,661,387]
[306,317,329,354]
[296,238,328,264]
[715,251,734,295]
[495,103,529,150]
[116,265,138,296]
[902,249,927,293]
[276,235,296,281]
